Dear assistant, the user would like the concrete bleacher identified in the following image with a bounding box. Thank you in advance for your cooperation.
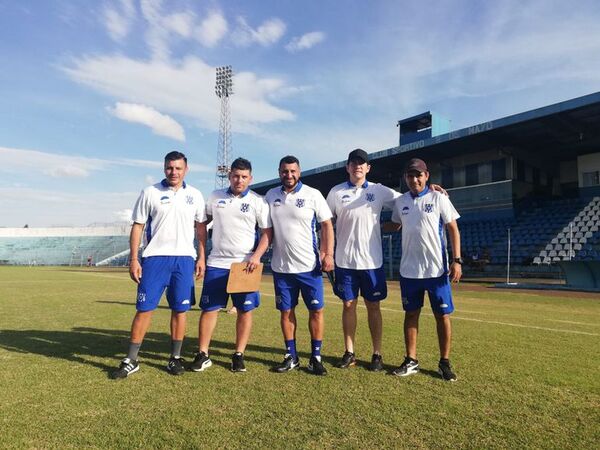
[0,226,130,266]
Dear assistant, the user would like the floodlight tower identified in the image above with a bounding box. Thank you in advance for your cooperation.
[215,65,233,188]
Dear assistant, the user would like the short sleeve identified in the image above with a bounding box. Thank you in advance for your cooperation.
[256,196,272,229]
[326,188,337,218]
[438,194,460,224]
[195,191,207,223]
[381,185,402,209]
[391,198,402,224]
[314,190,333,223]
[131,189,149,224]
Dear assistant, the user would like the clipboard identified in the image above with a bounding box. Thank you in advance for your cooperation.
[226,262,264,293]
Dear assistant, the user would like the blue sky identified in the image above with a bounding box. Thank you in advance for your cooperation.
[2,0,600,227]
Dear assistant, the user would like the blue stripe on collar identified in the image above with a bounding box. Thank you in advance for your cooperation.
[410,185,429,198]
[346,180,369,189]
[160,179,187,188]
[281,180,303,193]
[227,187,250,197]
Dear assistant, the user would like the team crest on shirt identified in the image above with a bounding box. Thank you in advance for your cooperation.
[240,203,250,213]
[341,194,351,204]
[186,195,194,205]
[295,199,305,208]
[273,198,282,207]
[160,195,170,204]
[402,206,410,215]
[366,193,375,202]
[423,203,433,213]
[217,199,227,208]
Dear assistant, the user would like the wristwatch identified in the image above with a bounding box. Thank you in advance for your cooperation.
[453,257,463,265]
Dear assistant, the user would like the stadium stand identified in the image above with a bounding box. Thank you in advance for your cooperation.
[0,226,130,266]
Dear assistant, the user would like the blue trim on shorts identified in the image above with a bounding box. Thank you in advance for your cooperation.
[273,270,324,311]
[199,266,260,312]
[136,256,196,312]
[399,275,454,315]
[334,266,387,302]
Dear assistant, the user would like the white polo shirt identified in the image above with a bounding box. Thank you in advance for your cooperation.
[132,179,207,258]
[206,187,271,269]
[327,180,400,270]
[266,181,333,274]
[391,186,460,279]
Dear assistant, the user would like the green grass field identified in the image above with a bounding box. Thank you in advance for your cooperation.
[0,266,599,449]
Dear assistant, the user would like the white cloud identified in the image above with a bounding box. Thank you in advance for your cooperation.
[232,17,286,47]
[108,102,186,141]
[115,208,134,222]
[0,146,211,180]
[0,147,107,178]
[195,11,228,47]
[63,55,295,133]
[144,175,155,185]
[102,0,136,42]
[163,11,195,38]
[285,31,325,53]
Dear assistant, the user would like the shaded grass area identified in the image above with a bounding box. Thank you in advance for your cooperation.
[0,267,599,449]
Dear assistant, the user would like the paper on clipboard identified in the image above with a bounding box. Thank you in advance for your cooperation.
[226,262,264,293]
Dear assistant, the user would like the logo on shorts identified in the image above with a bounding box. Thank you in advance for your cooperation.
[295,199,305,208]
[366,193,375,202]
[243,300,252,305]
[423,203,433,213]
[181,299,190,305]
[402,206,409,215]
[137,292,146,302]
[373,291,381,296]
[186,195,194,205]
[275,295,282,304]
[273,199,282,207]
[402,296,408,305]
[240,203,250,213]
[310,299,319,305]
[160,196,170,204]
[440,303,448,308]
[201,295,210,304]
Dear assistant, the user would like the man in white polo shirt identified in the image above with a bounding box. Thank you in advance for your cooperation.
[189,157,272,373]
[111,151,207,379]
[265,155,334,376]
[390,158,462,381]
[326,149,401,372]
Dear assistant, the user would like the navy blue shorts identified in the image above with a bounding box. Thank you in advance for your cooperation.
[335,266,387,302]
[399,275,454,315]
[272,270,324,311]
[199,266,260,312]
[136,256,196,312]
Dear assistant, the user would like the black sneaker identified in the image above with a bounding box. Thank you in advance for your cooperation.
[307,356,327,376]
[231,352,247,373]
[166,356,186,375]
[189,351,212,372]
[337,351,356,369]
[438,359,457,381]
[110,358,139,379]
[369,353,383,372]
[392,356,419,377]
[273,354,299,373]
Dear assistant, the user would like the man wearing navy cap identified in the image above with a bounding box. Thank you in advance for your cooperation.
[326,149,401,371]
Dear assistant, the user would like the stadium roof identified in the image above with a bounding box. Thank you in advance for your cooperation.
[252,91,600,194]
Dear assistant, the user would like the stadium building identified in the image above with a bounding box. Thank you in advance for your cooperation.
[253,92,600,288]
